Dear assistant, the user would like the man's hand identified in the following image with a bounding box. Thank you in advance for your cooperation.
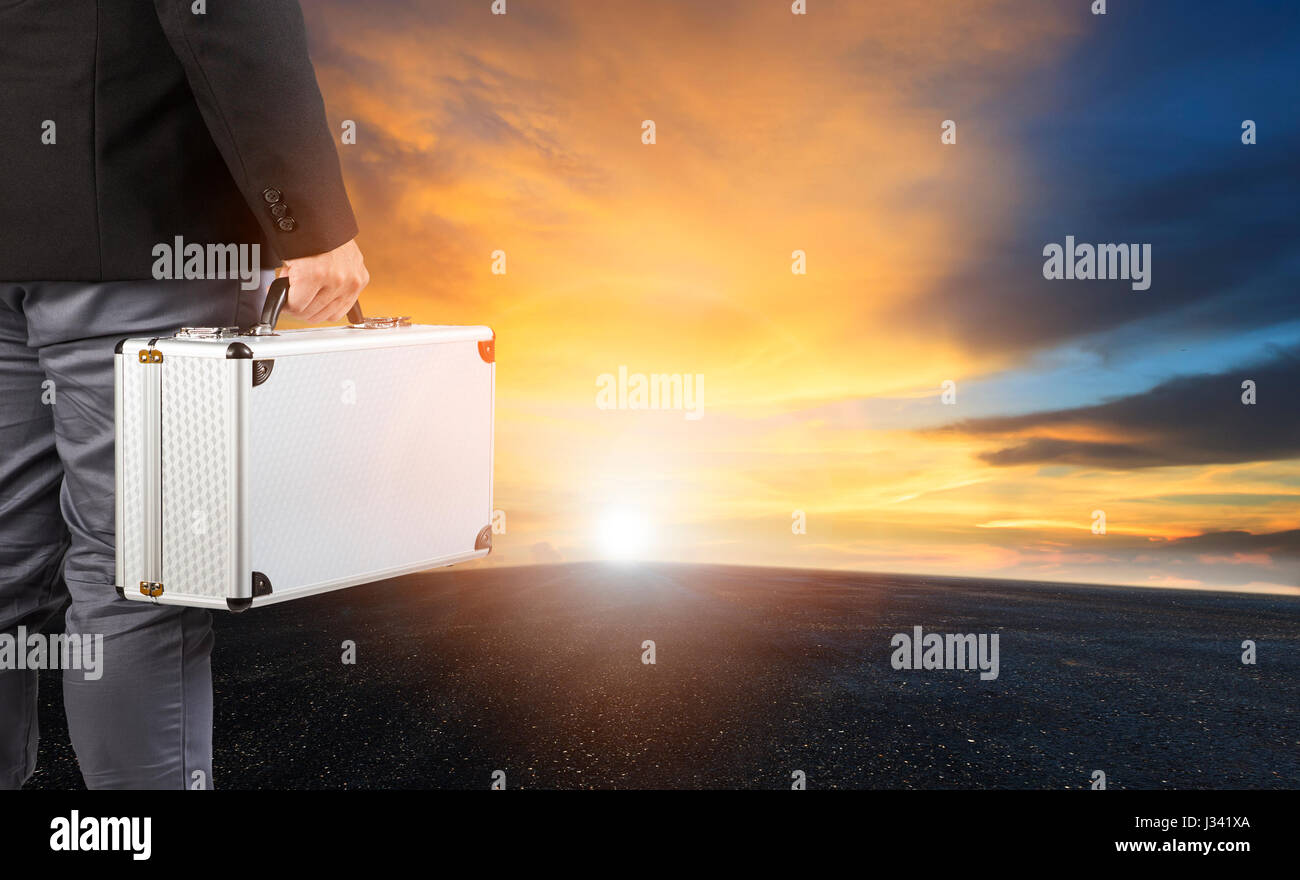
[279,238,369,322]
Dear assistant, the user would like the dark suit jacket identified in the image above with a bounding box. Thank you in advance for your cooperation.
[0,0,356,281]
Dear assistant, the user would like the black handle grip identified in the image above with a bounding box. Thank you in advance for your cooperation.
[260,277,364,330]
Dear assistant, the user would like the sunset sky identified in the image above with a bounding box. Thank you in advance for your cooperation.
[299,0,1298,593]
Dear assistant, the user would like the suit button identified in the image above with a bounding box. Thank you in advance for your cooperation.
[270,203,291,219]
[277,217,297,232]
[262,187,282,204]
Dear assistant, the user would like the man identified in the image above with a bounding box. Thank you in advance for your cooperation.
[0,0,367,789]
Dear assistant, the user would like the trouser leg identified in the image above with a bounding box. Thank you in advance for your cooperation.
[0,289,71,790]
[20,277,267,789]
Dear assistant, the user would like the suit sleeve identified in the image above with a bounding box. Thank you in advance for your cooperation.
[151,0,358,259]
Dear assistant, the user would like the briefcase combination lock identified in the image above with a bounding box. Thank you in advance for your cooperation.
[174,327,241,339]
[349,316,412,329]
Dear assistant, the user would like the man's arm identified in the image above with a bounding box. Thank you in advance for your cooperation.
[151,0,366,319]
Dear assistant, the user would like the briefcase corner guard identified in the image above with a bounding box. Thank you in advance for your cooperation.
[226,572,273,613]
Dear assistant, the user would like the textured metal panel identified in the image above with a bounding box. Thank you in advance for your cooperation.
[161,357,235,598]
[118,350,149,592]
[250,341,493,595]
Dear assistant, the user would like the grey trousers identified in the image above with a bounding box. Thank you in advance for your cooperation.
[0,277,267,789]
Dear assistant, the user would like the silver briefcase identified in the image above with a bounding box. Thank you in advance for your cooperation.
[114,279,495,611]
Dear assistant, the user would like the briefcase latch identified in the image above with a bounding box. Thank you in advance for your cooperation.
[138,581,164,598]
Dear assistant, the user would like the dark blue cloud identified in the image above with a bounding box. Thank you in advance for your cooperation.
[899,0,1300,362]
[941,345,1300,469]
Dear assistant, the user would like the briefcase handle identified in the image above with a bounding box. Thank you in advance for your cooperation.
[251,278,410,334]
[250,277,365,335]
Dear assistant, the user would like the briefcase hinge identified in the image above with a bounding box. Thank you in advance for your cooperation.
[138,581,164,598]
[137,349,163,364]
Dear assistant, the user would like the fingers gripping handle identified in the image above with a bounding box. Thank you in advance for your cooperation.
[253,277,364,334]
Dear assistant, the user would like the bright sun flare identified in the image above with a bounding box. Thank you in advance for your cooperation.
[596,508,652,561]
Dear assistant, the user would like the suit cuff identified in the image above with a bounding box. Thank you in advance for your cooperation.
[253,184,358,260]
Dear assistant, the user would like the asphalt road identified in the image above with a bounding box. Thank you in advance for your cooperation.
[26,562,1300,789]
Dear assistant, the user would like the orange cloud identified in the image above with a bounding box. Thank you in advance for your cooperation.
[290,1,1296,594]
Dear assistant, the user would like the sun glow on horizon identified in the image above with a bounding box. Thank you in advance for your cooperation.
[595,508,653,562]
